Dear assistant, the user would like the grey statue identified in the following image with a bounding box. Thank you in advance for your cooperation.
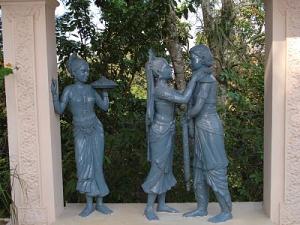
[51,54,114,217]
[183,44,232,223]
[142,50,200,221]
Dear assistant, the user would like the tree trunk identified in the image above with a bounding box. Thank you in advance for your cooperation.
[200,0,235,82]
[164,2,186,91]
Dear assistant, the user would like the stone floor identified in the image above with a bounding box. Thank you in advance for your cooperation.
[0,220,9,225]
[52,202,274,225]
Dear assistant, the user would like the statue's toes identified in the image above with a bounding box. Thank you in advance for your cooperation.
[157,205,179,213]
[183,209,208,217]
[79,205,94,217]
[208,212,232,223]
[96,205,113,215]
[144,209,159,221]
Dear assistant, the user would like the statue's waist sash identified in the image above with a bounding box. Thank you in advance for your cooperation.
[150,120,175,139]
[73,115,102,135]
[73,114,97,126]
[195,113,223,135]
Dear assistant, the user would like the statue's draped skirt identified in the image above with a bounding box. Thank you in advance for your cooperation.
[73,116,109,197]
[193,113,231,210]
[142,120,177,194]
[193,113,228,171]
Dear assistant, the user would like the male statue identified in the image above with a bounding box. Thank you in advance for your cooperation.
[183,45,232,223]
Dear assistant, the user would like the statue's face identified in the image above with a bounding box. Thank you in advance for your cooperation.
[158,61,172,80]
[190,53,202,71]
[73,63,89,83]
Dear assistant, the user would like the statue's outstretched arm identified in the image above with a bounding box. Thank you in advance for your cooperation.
[188,83,210,118]
[51,79,70,115]
[156,76,198,104]
[94,90,109,111]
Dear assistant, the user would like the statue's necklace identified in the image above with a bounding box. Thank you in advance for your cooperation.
[82,90,89,114]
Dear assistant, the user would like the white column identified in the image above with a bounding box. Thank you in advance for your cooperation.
[264,0,300,224]
[280,1,300,224]
[0,0,64,225]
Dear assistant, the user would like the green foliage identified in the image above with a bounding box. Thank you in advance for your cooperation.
[0,67,13,79]
[0,36,11,217]
[0,155,10,217]
[219,61,264,201]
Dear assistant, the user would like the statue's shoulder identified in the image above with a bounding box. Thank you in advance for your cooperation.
[87,84,97,94]
[85,83,93,90]
[62,84,76,96]
[199,74,216,83]
[65,84,75,91]
[154,83,174,99]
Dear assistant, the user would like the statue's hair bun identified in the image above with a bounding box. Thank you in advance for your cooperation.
[67,53,79,75]
[66,53,87,76]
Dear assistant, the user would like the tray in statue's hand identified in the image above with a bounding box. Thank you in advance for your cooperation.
[91,76,117,89]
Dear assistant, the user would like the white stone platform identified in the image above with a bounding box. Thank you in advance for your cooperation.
[52,202,274,225]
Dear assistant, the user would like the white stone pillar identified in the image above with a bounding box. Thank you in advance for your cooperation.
[0,0,64,225]
[264,0,300,224]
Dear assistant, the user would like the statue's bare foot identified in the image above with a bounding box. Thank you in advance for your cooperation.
[144,207,159,220]
[183,208,208,217]
[96,204,113,215]
[208,212,232,223]
[79,204,94,217]
[157,204,179,213]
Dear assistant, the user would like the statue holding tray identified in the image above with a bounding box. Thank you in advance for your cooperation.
[51,53,116,217]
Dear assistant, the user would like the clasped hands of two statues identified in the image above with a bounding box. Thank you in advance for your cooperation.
[181,73,200,139]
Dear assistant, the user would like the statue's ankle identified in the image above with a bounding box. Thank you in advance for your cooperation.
[157,202,166,207]
[145,206,154,212]
[196,205,208,212]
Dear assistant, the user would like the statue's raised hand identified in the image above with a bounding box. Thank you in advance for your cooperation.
[51,79,58,99]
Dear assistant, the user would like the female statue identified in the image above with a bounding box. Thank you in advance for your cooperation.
[142,51,200,220]
[51,54,113,217]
